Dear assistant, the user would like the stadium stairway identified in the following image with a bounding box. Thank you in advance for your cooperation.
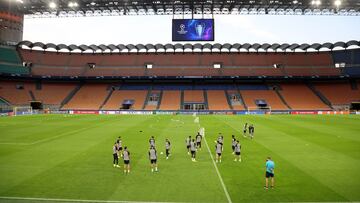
[0,96,11,106]
[180,90,184,110]
[142,89,152,110]
[156,90,163,110]
[306,82,334,110]
[274,89,292,110]
[236,89,248,110]
[29,90,36,101]
[224,90,234,110]
[203,90,209,110]
[99,88,114,110]
[350,80,358,90]
[60,83,83,109]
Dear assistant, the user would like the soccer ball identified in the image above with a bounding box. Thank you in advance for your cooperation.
[160,152,163,155]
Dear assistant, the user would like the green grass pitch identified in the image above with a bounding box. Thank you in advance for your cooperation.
[0,114,359,203]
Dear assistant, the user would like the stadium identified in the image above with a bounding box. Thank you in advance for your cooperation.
[0,0,360,202]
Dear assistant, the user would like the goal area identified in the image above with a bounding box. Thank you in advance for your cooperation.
[246,106,271,114]
[13,106,33,116]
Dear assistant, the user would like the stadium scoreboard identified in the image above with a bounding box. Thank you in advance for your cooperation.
[172,19,214,41]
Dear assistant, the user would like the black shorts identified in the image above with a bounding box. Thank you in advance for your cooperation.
[150,159,157,164]
[119,147,123,151]
[186,145,190,149]
[166,149,170,153]
[191,150,196,155]
[266,171,274,178]
[196,142,201,145]
[232,146,235,150]
[243,130,247,133]
[124,160,130,165]
[113,153,118,159]
[217,153,222,156]
[235,152,240,155]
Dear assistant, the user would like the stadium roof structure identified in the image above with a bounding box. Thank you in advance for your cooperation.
[2,0,360,17]
[18,40,360,53]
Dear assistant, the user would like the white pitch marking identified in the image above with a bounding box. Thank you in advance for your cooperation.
[195,118,232,203]
[0,196,183,203]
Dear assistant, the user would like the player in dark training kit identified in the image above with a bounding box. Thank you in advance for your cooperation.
[195,132,202,150]
[185,136,191,155]
[112,142,119,168]
[249,124,255,139]
[243,123,248,137]
[190,139,197,162]
[123,146,130,173]
[165,139,171,160]
[149,146,158,172]
[231,135,236,154]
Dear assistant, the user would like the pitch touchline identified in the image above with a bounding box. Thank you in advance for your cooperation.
[196,121,232,203]
[0,196,184,203]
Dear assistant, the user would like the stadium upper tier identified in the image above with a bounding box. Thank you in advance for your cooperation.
[4,42,358,78]
[2,0,360,16]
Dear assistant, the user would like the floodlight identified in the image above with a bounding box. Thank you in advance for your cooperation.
[334,0,341,7]
[49,2,56,9]
[145,64,153,69]
[213,63,222,69]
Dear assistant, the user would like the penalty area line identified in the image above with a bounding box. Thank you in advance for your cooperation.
[0,196,183,203]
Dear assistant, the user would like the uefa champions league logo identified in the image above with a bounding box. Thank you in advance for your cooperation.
[177,24,188,34]
[195,22,205,37]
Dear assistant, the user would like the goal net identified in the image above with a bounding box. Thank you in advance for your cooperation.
[247,106,271,114]
[13,106,33,116]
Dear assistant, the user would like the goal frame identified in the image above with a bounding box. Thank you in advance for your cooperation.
[13,106,33,116]
[246,106,271,114]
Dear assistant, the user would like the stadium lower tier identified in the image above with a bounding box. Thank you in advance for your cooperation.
[1,79,359,112]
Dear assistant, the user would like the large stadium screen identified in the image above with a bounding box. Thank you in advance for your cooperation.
[172,19,214,41]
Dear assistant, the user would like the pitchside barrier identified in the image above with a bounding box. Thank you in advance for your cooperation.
[2,109,356,116]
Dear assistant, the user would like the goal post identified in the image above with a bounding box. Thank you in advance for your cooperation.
[13,106,33,116]
[246,106,271,114]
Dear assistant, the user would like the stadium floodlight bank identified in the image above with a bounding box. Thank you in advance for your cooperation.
[13,106,33,116]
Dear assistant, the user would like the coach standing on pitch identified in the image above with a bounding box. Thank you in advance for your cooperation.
[265,157,275,189]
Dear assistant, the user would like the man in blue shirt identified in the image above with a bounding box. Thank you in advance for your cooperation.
[265,157,275,189]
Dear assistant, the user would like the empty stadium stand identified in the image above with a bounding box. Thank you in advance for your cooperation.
[17,49,343,78]
[0,46,29,75]
[62,84,108,110]
[241,90,289,110]
[314,82,360,106]
[102,90,147,110]
[159,91,181,110]
[207,90,231,110]
[184,90,204,103]
[0,81,34,105]
[279,83,330,110]
[32,82,77,105]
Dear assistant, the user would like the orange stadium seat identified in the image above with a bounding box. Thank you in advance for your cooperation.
[102,90,147,110]
[279,83,330,110]
[314,82,360,105]
[184,90,204,102]
[159,91,181,110]
[32,83,77,105]
[207,90,231,110]
[62,84,108,110]
[241,90,288,110]
[0,81,34,105]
